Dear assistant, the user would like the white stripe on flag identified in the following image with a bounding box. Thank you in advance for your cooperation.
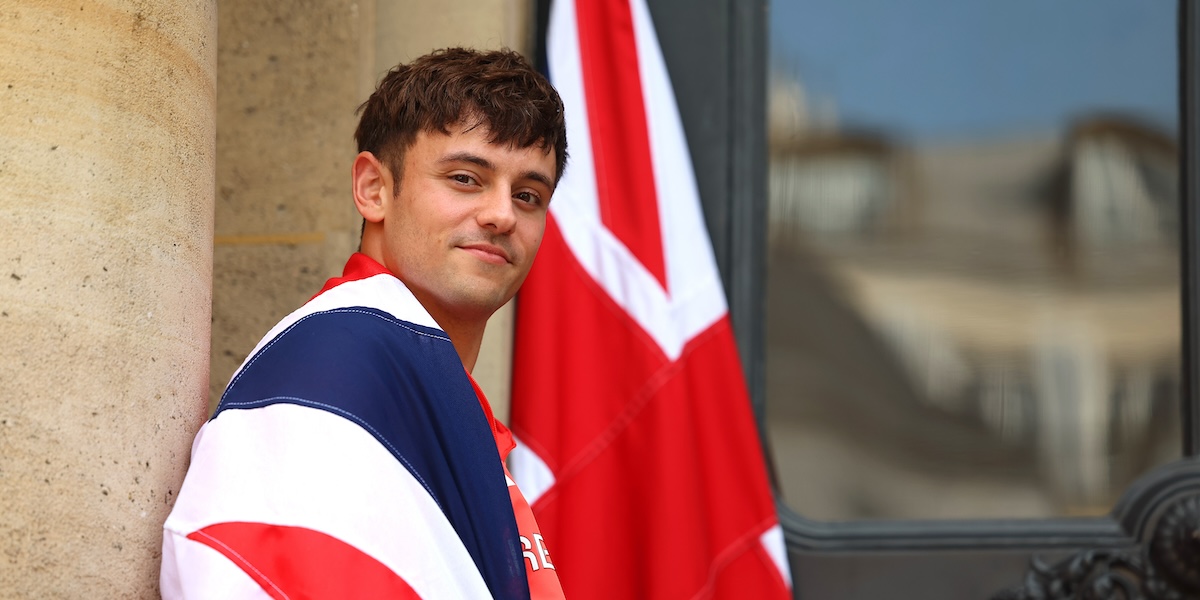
[760,523,793,588]
[509,437,557,505]
[161,531,274,599]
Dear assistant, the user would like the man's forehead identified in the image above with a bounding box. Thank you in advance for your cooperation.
[426,119,549,151]
[417,126,547,155]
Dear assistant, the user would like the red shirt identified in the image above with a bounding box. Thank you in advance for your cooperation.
[468,374,566,599]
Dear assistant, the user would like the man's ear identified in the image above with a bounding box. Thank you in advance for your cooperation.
[352,151,391,223]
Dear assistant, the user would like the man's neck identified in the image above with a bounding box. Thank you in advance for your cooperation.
[408,289,488,373]
[437,318,485,373]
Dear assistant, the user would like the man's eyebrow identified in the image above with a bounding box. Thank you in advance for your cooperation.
[439,151,494,171]
[440,151,554,190]
[522,170,554,191]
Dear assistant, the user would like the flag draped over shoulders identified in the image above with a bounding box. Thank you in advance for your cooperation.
[163,254,529,600]
[510,0,794,598]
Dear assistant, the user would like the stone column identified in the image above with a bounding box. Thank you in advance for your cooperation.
[0,1,216,597]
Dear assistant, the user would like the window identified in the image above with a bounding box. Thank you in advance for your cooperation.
[764,0,1181,521]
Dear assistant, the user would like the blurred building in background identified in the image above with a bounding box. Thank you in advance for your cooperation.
[765,58,1181,519]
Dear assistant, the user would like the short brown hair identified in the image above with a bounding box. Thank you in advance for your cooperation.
[355,47,568,185]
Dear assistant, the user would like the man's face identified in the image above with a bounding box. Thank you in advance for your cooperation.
[379,124,556,326]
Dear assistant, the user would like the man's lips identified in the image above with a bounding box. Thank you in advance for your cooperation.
[459,242,511,265]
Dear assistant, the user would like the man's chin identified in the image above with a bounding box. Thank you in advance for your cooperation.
[442,286,518,319]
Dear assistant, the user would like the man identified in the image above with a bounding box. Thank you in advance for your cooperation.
[162,48,568,599]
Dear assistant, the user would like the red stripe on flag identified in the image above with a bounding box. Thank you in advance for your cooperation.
[574,0,668,289]
[187,522,421,600]
[513,222,788,599]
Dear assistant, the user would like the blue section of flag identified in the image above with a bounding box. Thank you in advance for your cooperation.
[213,307,530,600]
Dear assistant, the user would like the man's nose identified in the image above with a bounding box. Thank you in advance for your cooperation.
[477,186,517,233]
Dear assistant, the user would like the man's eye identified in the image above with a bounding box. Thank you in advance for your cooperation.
[515,191,541,205]
[451,174,475,185]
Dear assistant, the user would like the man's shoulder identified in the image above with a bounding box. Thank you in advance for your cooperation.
[217,305,463,417]
[165,307,520,600]
[209,304,494,498]
[218,261,448,411]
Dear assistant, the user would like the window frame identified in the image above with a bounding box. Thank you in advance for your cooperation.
[720,0,1200,554]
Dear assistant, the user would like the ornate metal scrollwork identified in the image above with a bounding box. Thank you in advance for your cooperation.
[992,493,1200,600]
[1149,494,1200,595]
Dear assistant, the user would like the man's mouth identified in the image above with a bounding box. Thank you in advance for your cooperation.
[459,242,512,265]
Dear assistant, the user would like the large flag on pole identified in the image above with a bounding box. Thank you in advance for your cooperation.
[510,0,793,597]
